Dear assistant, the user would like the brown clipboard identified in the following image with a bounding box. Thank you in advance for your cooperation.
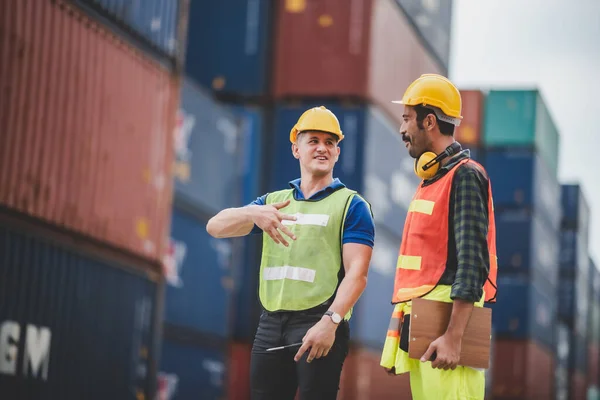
[408,298,492,369]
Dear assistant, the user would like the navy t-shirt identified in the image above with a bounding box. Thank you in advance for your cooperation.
[247,178,375,248]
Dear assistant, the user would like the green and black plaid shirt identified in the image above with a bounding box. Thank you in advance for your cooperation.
[422,149,491,302]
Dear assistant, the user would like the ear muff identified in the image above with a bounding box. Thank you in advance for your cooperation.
[413,142,463,180]
[414,152,439,180]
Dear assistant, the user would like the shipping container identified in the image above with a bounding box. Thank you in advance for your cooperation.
[270,101,421,238]
[573,332,588,374]
[558,276,575,324]
[468,147,484,164]
[184,0,272,98]
[0,0,178,262]
[227,342,252,400]
[455,90,485,146]
[272,0,444,126]
[561,184,591,231]
[163,206,235,337]
[571,370,587,400]
[494,209,559,286]
[484,148,561,230]
[0,216,160,399]
[339,346,412,400]
[73,0,186,63]
[555,323,571,400]
[490,276,556,350]
[158,338,227,400]
[483,89,560,177]
[491,339,554,400]
[395,0,452,71]
[173,78,245,214]
[351,224,402,349]
[560,230,588,273]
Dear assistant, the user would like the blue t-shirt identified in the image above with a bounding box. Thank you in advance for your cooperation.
[247,178,375,248]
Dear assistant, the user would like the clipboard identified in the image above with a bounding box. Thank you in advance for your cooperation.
[408,298,492,369]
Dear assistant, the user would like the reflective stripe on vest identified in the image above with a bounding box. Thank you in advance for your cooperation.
[392,158,498,304]
[259,187,356,312]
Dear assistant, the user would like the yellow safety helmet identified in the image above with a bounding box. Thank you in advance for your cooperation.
[289,106,344,143]
[392,74,463,127]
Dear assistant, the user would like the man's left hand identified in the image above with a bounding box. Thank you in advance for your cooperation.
[294,317,337,363]
[420,333,462,370]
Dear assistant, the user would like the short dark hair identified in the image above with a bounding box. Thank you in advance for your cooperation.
[414,104,454,136]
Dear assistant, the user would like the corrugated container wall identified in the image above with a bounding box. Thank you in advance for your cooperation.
[270,102,420,239]
[272,0,444,126]
[227,342,252,399]
[395,0,452,72]
[483,89,560,177]
[0,220,159,399]
[184,0,272,98]
[163,206,235,337]
[158,339,227,400]
[555,323,571,400]
[484,149,561,231]
[572,371,587,400]
[173,78,245,214]
[351,224,401,349]
[490,276,556,350]
[339,347,412,399]
[490,340,554,400]
[589,259,600,387]
[73,0,186,62]
[0,0,179,263]
[454,90,484,146]
[494,209,559,285]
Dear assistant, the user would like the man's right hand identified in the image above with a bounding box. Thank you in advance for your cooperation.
[250,200,297,246]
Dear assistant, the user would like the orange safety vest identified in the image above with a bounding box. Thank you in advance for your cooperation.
[392,158,498,304]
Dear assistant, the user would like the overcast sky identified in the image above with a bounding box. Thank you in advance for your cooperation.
[449,0,600,265]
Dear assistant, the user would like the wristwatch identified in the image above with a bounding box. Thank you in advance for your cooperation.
[324,310,342,324]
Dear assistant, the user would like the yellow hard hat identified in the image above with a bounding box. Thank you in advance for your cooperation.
[290,106,344,143]
[392,74,463,126]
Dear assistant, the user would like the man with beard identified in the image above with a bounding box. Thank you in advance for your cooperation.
[380,74,498,400]
[207,106,374,400]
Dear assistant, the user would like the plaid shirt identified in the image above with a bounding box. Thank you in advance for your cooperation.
[422,149,491,302]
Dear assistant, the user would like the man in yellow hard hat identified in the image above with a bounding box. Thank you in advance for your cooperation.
[380,74,498,399]
[207,106,375,399]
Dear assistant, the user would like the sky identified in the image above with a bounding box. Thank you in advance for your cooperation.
[449,0,600,265]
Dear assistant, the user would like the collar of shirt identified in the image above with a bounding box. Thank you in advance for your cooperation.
[422,149,471,185]
[288,178,346,201]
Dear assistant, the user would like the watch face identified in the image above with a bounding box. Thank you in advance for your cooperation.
[332,313,342,324]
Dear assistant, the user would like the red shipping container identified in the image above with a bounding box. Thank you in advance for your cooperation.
[272,0,443,126]
[491,339,554,400]
[455,90,485,146]
[339,346,412,400]
[571,370,587,400]
[589,344,600,386]
[227,342,252,400]
[0,0,178,263]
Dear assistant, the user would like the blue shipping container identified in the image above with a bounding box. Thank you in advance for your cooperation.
[231,105,266,205]
[351,224,401,349]
[490,276,557,350]
[174,78,245,214]
[163,207,235,336]
[75,0,182,59]
[0,222,158,399]
[158,340,226,400]
[572,332,587,373]
[495,209,559,286]
[484,148,561,231]
[185,0,272,97]
[558,277,575,324]
[561,184,590,230]
[270,102,420,238]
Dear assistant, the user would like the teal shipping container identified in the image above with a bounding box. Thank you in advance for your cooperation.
[483,90,560,177]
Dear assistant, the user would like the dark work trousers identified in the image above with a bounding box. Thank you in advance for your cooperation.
[250,309,350,400]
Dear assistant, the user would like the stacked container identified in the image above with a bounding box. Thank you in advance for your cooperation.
[588,259,600,398]
[0,0,185,398]
[157,1,272,397]
[482,89,562,399]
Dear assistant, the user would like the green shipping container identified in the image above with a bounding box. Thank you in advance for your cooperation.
[483,90,560,177]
